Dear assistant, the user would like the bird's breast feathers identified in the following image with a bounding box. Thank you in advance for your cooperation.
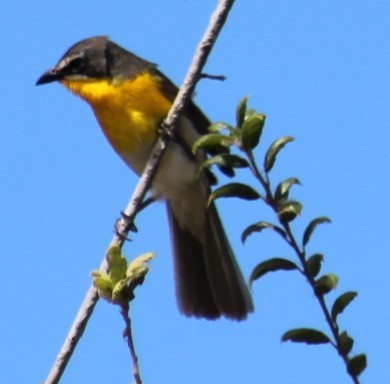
[62,73,208,226]
[62,72,174,173]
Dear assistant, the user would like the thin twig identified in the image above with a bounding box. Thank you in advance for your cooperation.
[120,302,142,384]
[245,147,361,384]
[200,73,227,81]
[281,218,360,383]
[44,1,236,383]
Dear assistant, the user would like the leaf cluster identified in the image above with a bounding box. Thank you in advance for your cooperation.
[193,97,366,382]
[91,246,155,305]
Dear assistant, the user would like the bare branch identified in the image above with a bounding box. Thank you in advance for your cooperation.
[121,302,142,384]
[44,1,236,383]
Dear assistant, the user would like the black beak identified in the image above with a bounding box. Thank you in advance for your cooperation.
[36,68,63,86]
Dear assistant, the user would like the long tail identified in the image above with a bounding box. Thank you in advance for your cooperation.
[167,202,253,320]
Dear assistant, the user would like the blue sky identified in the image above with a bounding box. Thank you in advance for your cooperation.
[1,1,389,383]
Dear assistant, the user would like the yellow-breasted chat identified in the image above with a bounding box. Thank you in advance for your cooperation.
[36,36,253,320]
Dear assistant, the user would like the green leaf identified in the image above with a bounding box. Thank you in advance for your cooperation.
[127,252,155,280]
[244,108,257,119]
[331,291,358,321]
[200,154,249,172]
[240,113,266,150]
[302,216,331,247]
[241,221,286,244]
[192,133,234,153]
[339,331,354,355]
[236,97,248,128]
[112,279,128,303]
[264,136,294,172]
[208,122,234,133]
[96,287,114,302]
[91,271,112,290]
[315,274,339,295]
[277,200,302,223]
[107,245,122,259]
[347,354,367,376]
[107,247,128,285]
[306,253,324,278]
[282,328,330,345]
[209,183,261,205]
[274,177,301,201]
[249,258,298,285]
[91,271,113,301]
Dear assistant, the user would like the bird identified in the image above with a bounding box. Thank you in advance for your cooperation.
[36,36,253,320]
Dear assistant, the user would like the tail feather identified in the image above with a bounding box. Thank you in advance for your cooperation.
[167,202,253,320]
[202,203,253,318]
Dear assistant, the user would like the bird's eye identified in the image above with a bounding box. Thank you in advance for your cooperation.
[67,57,84,73]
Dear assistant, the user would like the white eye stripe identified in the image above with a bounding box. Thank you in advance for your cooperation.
[57,54,84,71]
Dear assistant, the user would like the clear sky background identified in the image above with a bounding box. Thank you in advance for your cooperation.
[1,1,389,383]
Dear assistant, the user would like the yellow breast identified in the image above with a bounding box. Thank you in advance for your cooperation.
[62,73,173,172]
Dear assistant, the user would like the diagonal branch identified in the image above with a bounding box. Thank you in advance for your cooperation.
[44,1,236,383]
